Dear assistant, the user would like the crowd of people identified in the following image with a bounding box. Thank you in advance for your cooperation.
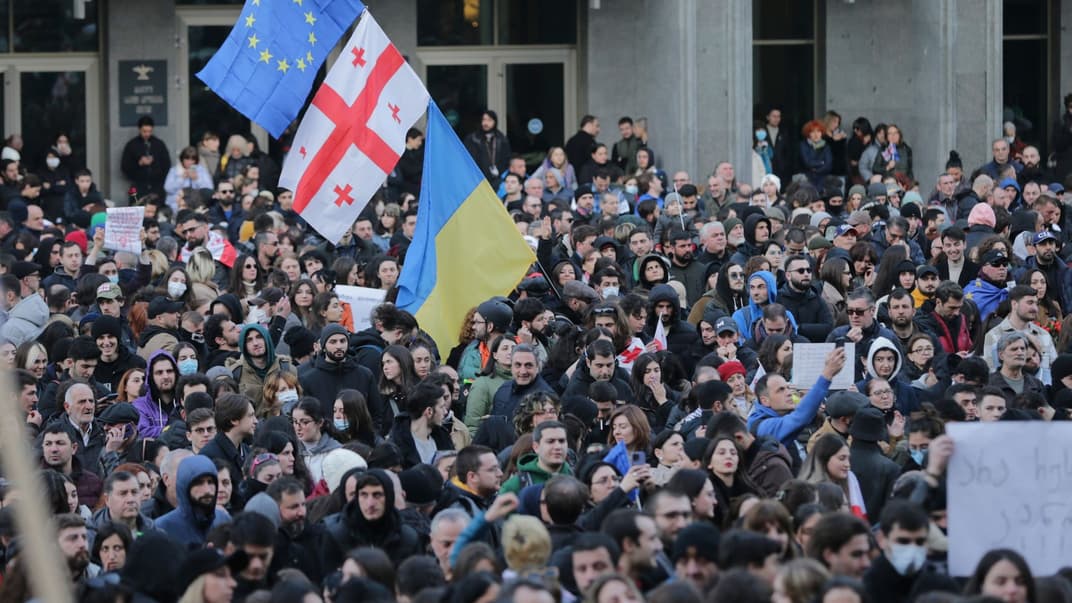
[0,97,1071,603]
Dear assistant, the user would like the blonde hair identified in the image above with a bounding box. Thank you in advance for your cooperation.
[259,371,301,418]
[224,134,248,158]
[186,248,216,284]
[502,515,551,572]
[177,575,207,603]
[145,249,169,281]
[774,559,830,603]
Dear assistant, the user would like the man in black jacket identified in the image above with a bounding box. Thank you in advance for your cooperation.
[644,284,702,375]
[387,380,454,469]
[863,500,958,603]
[320,469,420,571]
[120,116,170,199]
[298,324,385,432]
[778,254,834,343]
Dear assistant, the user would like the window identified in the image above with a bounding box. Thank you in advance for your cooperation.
[418,0,577,46]
[11,0,98,53]
[752,0,821,134]
[1002,0,1057,157]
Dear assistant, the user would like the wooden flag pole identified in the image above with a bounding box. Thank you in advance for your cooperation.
[0,366,73,603]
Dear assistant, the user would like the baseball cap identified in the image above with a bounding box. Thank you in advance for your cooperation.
[979,249,1009,266]
[867,183,888,198]
[834,224,858,238]
[847,211,871,227]
[916,265,939,279]
[1033,231,1059,246]
[148,296,185,319]
[1049,183,1065,194]
[95,282,123,300]
[250,287,285,306]
[714,316,738,335]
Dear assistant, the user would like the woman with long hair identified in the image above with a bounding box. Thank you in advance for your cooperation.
[254,429,313,492]
[629,353,678,430]
[742,500,798,561]
[306,291,342,338]
[532,146,577,191]
[333,389,379,447]
[365,255,400,291]
[665,468,718,524]
[291,397,342,484]
[870,246,910,300]
[871,123,913,180]
[710,262,748,315]
[820,257,852,326]
[608,404,652,456]
[798,433,867,519]
[380,344,419,425]
[228,253,263,301]
[408,337,437,379]
[704,436,759,527]
[1018,268,1063,328]
[288,278,317,327]
[964,548,1036,603]
[849,242,879,289]
[464,335,515,436]
[259,370,301,418]
[756,334,793,383]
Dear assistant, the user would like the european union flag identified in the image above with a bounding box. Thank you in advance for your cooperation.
[602,441,638,502]
[196,0,366,138]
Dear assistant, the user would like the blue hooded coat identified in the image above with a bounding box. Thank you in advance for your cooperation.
[154,455,230,549]
[732,271,798,341]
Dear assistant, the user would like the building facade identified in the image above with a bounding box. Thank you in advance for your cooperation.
[0,0,1067,200]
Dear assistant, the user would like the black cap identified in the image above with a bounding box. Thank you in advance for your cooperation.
[849,407,888,442]
[148,296,185,319]
[250,287,285,306]
[11,261,40,280]
[90,315,122,340]
[671,522,721,563]
[398,464,444,505]
[99,403,140,425]
[900,203,922,219]
[825,391,869,419]
[574,185,594,201]
[980,249,1009,266]
[178,549,249,595]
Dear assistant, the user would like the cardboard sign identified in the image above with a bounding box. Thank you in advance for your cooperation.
[947,422,1072,576]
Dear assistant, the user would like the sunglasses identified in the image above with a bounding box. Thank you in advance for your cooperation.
[846,307,871,316]
[790,268,812,275]
[988,261,1009,268]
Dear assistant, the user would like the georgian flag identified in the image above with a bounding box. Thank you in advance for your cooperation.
[279,11,429,244]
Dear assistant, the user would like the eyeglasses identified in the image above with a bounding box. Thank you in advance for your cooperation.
[292,418,314,427]
[846,307,872,316]
[871,388,894,396]
[910,346,934,354]
[790,268,812,274]
[592,475,621,486]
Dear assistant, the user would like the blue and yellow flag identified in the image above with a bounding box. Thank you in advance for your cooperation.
[396,101,536,351]
[196,0,365,138]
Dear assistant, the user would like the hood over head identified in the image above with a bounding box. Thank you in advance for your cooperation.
[648,283,681,323]
[866,335,903,380]
[175,454,218,514]
[743,214,772,246]
[747,270,779,309]
[145,348,178,401]
[239,323,276,370]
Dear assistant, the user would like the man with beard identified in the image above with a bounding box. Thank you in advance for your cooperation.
[886,289,941,355]
[983,285,1057,384]
[176,210,233,286]
[1018,145,1053,186]
[988,332,1046,404]
[778,255,833,343]
[320,469,421,570]
[458,299,513,382]
[298,324,383,428]
[267,477,322,583]
[729,214,771,265]
[132,350,179,439]
[916,282,974,358]
[910,265,941,308]
[646,284,703,375]
[226,324,295,407]
[56,513,97,584]
[388,379,455,468]
[827,289,901,381]
[155,454,230,548]
[435,445,502,518]
[137,296,183,361]
[205,179,241,227]
[666,229,706,307]
[203,313,241,369]
[92,316,142,394]
[1022,230,1072,311]
[225,512,277,598]
[964,249,1011,322]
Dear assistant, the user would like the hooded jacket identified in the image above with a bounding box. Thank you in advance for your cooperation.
[132,349,179,439]
[499,451,573,495]
[858,336,920,415]
[644,284,703,374]
[826,321,903,382]
[732,271,799,340]
[154,455,231,549]
[297,324,385,429]
[0,292,48,346]
[320,469,420,571]
[729,214,772,266]
[226,323,295,407]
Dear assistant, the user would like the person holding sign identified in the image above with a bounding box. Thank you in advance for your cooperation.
[748,346,846,467]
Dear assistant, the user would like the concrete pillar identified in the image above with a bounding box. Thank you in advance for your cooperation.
[825,0,1001,186]
[106,0,180,201]
[1061,0,1072,117]
[586,0,752,184]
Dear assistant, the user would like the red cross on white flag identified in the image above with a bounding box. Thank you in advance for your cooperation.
[279,11,429,244]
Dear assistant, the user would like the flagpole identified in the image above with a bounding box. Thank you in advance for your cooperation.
[535,258,564,302]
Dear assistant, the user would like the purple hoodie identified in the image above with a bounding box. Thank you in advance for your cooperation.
[132,349,178,438]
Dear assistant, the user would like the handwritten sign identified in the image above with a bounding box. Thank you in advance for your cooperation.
[947,422,1072,576]
[791,343,854,390]
[335,285,387,333]
[103,206,145,254]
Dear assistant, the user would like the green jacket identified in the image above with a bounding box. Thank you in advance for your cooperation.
[499,452,572,495]
[464,364,512,436]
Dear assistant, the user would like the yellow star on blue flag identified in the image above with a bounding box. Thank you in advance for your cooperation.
[196,0,366,138]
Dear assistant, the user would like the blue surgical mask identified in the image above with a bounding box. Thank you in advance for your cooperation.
[177,358,198,375]
[755,129,768,141]
[909,449,926,466]
[625,185,639,195]
[108,274,120,284]
[333,419,350,432]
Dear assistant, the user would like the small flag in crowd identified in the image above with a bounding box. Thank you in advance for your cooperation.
[197,0,366,138]
[278,11,429,244]
[653,318,668,351]
[395,101,536,352]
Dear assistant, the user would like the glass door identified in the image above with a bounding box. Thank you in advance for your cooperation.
[2,56,100,181]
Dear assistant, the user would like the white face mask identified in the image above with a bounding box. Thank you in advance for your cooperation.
[602,286,620,299]
[46,157,60,169]
[277,389,298,404]
[888,543,928,575]
[167,281,187,298]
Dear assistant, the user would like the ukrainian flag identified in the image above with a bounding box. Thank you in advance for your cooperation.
[396,102,536,351]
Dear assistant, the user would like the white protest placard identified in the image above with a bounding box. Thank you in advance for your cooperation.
[335,285,387,333]
[947,422,1072,576]
[103,206,145,254]
[791,342,854,390]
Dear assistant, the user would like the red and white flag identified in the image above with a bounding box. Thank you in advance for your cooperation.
[279,11,429,244]
[653,319,667,351]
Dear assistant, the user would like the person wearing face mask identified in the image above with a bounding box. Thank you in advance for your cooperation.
[40,149,71,220]
[753,122,773,186]
[862,500,958,603]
